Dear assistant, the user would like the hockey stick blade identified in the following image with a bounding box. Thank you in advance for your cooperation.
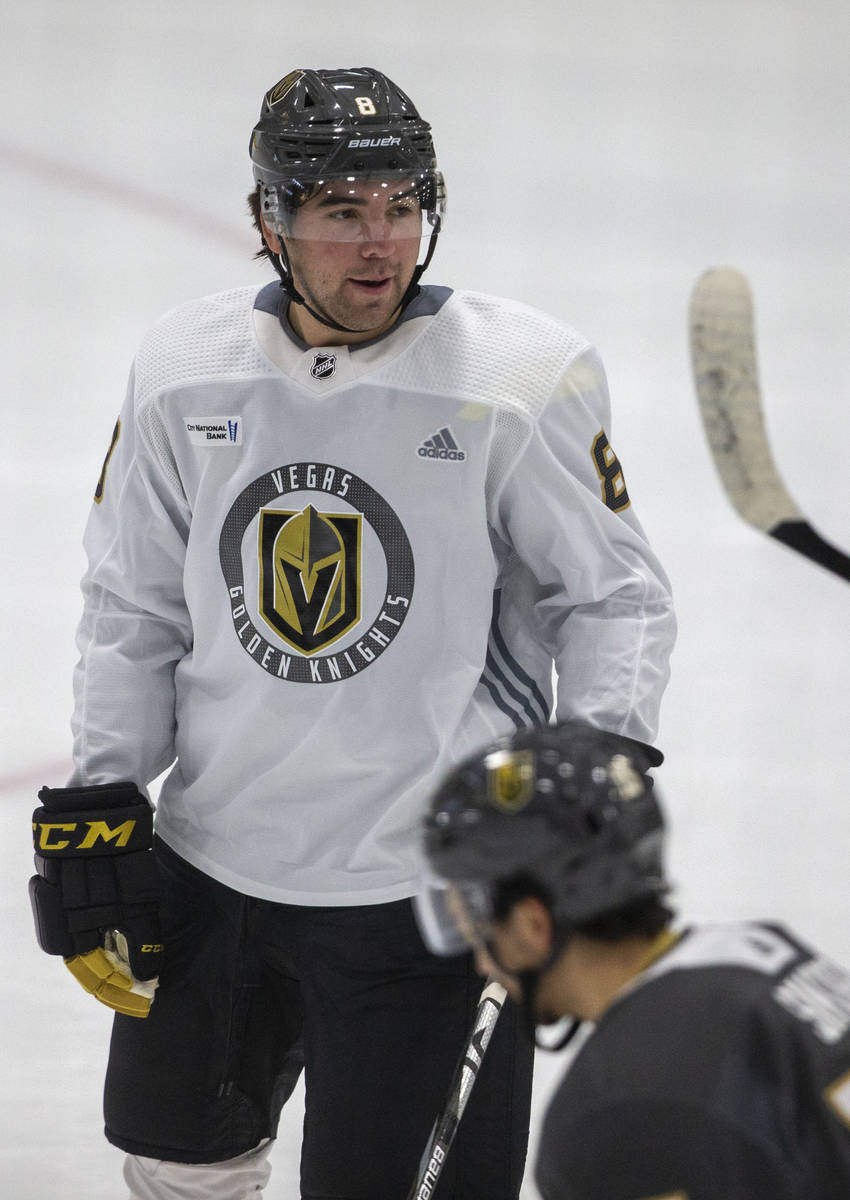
[405,978,508,1200]
[689,266,850,582]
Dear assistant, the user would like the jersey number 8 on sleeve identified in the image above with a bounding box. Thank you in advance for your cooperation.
[592,430,631,513]
[94,418,121,504]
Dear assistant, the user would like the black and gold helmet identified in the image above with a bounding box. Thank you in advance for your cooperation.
[419,722,667,953]
[250,67,445,235]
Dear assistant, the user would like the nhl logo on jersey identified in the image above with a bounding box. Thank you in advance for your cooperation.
[310,352,337,380]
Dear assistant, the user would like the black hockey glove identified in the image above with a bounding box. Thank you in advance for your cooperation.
[29,782,162,1018]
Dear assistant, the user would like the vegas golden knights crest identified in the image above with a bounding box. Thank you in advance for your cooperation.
[485,749,536,812]
[221,460,414,683]
[259,505,362,654]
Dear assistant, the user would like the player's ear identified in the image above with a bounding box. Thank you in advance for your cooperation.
[506,895,554,960]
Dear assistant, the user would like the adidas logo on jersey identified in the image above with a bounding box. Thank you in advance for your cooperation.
[418,427,466,462]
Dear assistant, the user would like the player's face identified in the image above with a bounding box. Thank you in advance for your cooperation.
[282,178,423,343]
[474,899,566,1023]
[475,918,535,1001]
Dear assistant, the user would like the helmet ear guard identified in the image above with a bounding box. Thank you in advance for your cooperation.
[256,181,304,240]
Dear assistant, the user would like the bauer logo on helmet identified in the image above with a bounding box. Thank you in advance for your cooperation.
[347,137,402,149]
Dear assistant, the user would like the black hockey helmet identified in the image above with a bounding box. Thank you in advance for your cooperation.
[417,722,667,955]
[250,67,445,237]
[249,67,445,331]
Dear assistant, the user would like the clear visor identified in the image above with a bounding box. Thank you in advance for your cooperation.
[261,169,445,244]
[413,875,494,957]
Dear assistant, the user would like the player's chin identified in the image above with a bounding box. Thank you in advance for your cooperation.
[341,283,404,327]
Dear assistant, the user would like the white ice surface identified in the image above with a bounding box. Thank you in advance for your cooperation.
[2,2,849,1196]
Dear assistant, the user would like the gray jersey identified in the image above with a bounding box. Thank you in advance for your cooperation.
[71,283,675,904]
[537,922,850,1200]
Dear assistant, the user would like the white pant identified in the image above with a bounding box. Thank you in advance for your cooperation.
[124,1140,273,1200]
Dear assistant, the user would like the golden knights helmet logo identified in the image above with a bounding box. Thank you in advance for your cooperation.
[484,748,536,813]
[259,504,362,654]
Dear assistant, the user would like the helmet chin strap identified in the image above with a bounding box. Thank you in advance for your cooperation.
[272,221,441,338]
[507,924,582,1053]
[516,968,582,1052]
[273,248,362,335]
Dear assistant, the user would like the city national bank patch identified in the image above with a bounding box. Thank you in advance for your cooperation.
[185,417,243,445]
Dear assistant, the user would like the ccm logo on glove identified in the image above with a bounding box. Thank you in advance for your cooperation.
[33,817,142,852]
[29,782,163,1018]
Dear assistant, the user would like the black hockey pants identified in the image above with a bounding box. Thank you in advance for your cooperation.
[104,837,534,1199]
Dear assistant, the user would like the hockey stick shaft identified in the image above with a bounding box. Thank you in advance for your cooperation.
[689,267,850,582]
[405,978,508,1200]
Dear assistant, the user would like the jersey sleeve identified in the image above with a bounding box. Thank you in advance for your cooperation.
[489,347,676,747]
[536,1098,804,1200]
[69,364,193,790]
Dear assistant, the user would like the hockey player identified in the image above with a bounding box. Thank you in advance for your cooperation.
[28,68,676,1199]
[419,720,850,1199]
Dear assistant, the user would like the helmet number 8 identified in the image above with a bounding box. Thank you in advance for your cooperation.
[355,96,377,116]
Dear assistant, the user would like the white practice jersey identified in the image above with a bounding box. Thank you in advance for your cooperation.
[70,283,676,904]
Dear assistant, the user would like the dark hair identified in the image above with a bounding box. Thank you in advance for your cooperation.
[247,186,275,266]
[574,895,674,941]
[492,873,673,942]
[492,873,553,921]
